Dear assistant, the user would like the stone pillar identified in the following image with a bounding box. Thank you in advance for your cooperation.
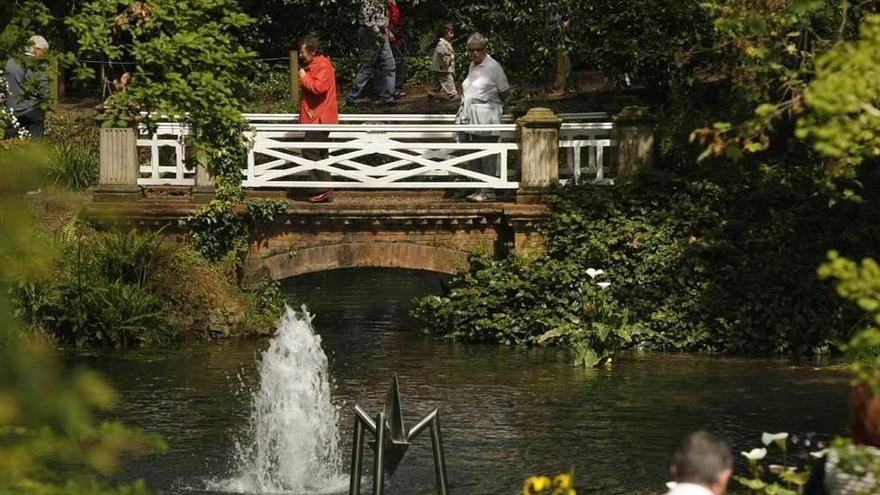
[94,127,141,200]
[615,106,655,177]
[193,159,216,202]
[516,107,562,204]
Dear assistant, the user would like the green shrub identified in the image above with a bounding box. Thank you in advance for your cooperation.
[404,55,432,84]
[412,253,645,367]
[95,281,167,348]
[94,229,165,286]
[414,160,880,358]
[12,224,172,348]
[245,64,290,104]
[46,145,99,190]
[44,112,100,191]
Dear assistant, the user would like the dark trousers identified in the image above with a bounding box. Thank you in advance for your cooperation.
[5,107,45,140]
[461,133,501,178]
[304,131,331,183]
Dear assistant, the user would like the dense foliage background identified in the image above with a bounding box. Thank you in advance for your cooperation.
[4,0,880,360]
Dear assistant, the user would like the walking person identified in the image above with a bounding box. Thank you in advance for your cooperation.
[299,36,338,203]
[386,0,407,96]
[427,22,458,101]
[347,0,396,106]
[455,33,509,202]
[4,35,49,140]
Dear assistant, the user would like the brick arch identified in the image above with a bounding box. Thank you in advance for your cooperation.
[257,242,472,279]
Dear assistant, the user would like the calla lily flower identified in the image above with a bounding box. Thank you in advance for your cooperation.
[762,432,788,446]
[809,449,828,459]
[741,448,767,461]
[586,268,605,279]
[597,282,611,290]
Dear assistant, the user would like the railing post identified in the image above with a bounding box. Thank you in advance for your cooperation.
[94,127,142,201]
[516,107,562,204]
[193,158,216,202]
[290,50,300,110]
[614,106,655,177]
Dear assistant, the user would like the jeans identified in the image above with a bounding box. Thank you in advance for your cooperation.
[348,27,395,103]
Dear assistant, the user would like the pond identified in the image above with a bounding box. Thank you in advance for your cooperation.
[72,268,851,495]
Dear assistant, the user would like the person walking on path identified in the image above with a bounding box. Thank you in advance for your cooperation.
[455,33,509,202]
[4,35,49,140]
[427,22,458,101]
[347,0,396,106]
[386,0,407,96]
[299,36,338,203]
[665,431,733,495]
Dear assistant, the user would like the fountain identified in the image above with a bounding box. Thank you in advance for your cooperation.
[210,305,346,494]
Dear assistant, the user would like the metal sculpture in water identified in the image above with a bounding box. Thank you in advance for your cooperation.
[349,374,449,495]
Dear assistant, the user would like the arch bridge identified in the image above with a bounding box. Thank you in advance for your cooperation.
[89,108,653,280]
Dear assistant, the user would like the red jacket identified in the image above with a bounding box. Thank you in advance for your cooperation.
[300,55,338,124]
[388,1,403,48]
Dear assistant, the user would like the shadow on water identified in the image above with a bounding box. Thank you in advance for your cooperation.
[71,268,850,495]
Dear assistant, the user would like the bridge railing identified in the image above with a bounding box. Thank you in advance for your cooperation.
[135,112,616,188]
[247,124,518,189]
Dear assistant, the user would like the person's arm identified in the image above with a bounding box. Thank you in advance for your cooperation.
[300,62,333,96]
[495,66,511,103]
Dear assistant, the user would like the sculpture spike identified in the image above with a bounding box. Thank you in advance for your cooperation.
[384,373,407,443]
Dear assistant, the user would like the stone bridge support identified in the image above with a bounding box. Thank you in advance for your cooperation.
[241,201,547,285]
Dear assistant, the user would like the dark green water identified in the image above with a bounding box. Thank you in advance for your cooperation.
[73,268,850,494]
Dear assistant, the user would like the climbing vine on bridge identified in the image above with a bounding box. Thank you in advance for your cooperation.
[68,0,282,262]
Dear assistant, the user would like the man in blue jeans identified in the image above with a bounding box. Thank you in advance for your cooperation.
[4,35,49,140]
[347,0,395,106]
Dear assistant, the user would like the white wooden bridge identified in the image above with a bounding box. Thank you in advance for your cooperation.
[136,112,617,190]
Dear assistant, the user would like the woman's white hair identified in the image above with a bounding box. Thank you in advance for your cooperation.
[466,32,487,50]
[25,35,49,55]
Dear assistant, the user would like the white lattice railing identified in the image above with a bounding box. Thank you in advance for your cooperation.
[247,124,518,189]
[137,122,193,186]
[136,113,615,187]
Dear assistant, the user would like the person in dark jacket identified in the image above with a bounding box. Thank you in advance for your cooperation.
[4,35,49,140]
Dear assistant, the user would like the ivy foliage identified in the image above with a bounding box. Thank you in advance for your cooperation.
[68,0,282,261]
[186,197,288,263]
[413,253,641,367]
[415,161,880,360]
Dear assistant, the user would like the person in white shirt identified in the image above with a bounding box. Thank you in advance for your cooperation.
[455,32,509,202]
[666,431,733,495]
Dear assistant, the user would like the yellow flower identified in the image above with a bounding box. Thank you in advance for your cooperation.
[553,473,572,489]
[524,475,552,495]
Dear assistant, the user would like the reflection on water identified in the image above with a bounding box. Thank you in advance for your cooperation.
[72,268,850,495]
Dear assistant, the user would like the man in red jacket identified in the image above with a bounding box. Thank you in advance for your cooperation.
[299,36,338,203]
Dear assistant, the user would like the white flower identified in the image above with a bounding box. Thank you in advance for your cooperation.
[597,282,611,290]
[586,268,605,279]
[768,464,785,474]
[809,449,828,459]
[741,448,767,461]
[762,432,788,446]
